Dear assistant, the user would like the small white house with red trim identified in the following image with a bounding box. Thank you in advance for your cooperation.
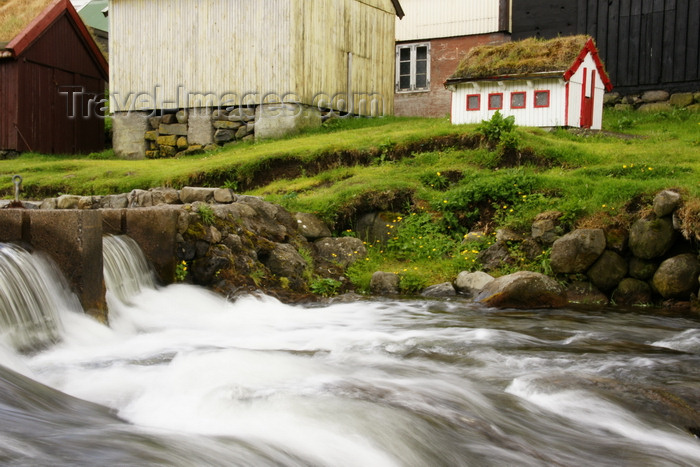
[445,35,612,130]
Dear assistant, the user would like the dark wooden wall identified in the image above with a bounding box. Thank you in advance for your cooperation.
[512,0,700,94]
[0,12,106,154]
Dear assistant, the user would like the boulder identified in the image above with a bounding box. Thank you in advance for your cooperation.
[151,187,180,205]
[213,188,236,204]
[295,212,332,240]
[550,229,606,274]
[313,237,366,267]
[356,212,400,244]
[652,254,700,299]
[531,218,559,245]
[180,187,217,204]
[641,90,670,102]
[604,227,628,254]
[421,282,457,298]
[629,217,675,259]
[628,257,658,280]
[100,194,129,209]
[496,228,523,243]
[653,190,681,218]
[477,242,513,272]
[56,194,81,209]
[566,281,609,305]
[669,93,694,107]
[587,250,628,291]
[370,271,399,295]
[612,278,653,306]
[475,271,568,309]
[454,271,495,297]
[192,246,231,285]
[128,189,153,207]
[638,102,673,113]
[264,243,307,281]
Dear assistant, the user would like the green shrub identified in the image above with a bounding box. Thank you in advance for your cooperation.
[197,204,215,225]
[310,278,342,297]
[476,111,516,144]
[399,270,428,294]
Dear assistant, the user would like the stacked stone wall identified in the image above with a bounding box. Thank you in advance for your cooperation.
[604,90,700,112]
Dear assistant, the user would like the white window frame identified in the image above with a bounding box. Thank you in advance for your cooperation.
[395,42,431,93]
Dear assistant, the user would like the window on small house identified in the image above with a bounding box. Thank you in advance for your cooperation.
[534,90,550,108]
[396,43,430,92]
[510,92,526,109]
[466,94,480,111]
[488,93,503,110]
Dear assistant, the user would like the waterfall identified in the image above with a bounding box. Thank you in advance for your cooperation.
[102,235,156,304]
[0,243,79,351]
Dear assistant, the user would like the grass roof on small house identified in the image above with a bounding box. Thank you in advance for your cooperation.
[449,35,591,81]
[0,0,54,44]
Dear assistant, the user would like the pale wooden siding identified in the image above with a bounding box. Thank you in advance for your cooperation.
[294,0,395,115]
[451,79,567,127]
[396,0,500,42]
[110,0,395,114]
[567,53,606,130]
[110,0,294,110]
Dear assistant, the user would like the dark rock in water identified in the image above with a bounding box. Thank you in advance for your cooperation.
[420,282,456,298]
[566,281,609,305]
[587,250,627,291]
[628,257,658,280]
[370,271,399,295]
[550,229,606,274]
[652,254,700,299]
[612,278,652,306]
[477,242,513,272]
[629,217,675,260]
[475,271,568,309]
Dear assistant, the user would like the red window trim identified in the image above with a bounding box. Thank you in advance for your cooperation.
[510,91,526,109]
[534,90,550,108]
[488,92,503,110]
[466,94,481,111]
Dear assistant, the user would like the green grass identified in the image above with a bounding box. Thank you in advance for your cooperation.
[2,108,699,288]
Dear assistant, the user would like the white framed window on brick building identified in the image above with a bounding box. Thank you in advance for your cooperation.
[396,43,430,92]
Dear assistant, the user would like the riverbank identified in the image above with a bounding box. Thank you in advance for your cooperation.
[2,108,699,309]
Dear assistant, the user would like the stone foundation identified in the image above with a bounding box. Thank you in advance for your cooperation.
[604,90,700,112]
[113,104,323,159]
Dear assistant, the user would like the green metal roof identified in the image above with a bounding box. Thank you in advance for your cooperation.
[77,0,107,32]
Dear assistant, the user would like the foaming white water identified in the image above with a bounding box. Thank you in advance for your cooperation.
[506,376,700,462]
[102,234,156,305]
[652,328,700,353]
[0,243,79,350]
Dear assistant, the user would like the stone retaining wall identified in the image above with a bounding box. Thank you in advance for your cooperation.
[604,90,700,112]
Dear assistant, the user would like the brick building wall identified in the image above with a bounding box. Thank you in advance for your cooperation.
[394,32,509,117]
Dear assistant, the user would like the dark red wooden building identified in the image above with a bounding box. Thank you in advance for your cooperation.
[0,0,108,154]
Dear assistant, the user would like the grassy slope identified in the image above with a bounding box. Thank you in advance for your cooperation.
[2,108,698,289]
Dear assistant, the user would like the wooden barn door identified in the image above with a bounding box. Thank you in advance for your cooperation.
[580,68,595,129]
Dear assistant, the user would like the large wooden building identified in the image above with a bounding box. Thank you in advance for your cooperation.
[511,0,700,94]
[0,0,108,155]
[109,0,404,158]
[394,0,510,117]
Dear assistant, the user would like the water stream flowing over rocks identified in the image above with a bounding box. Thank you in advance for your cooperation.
[0,239,698,465]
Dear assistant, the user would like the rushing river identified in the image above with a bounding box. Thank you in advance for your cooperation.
[0,239,699,466]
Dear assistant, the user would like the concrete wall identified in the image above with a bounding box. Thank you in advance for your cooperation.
[0,207,181,322]
[0,209,107,322]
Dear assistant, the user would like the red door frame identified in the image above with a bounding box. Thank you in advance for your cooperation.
[580,68,595,128]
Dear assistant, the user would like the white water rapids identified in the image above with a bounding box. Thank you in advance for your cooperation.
[0,237,699,466]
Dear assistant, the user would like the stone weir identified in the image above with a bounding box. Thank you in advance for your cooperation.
[0,187,366,322]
